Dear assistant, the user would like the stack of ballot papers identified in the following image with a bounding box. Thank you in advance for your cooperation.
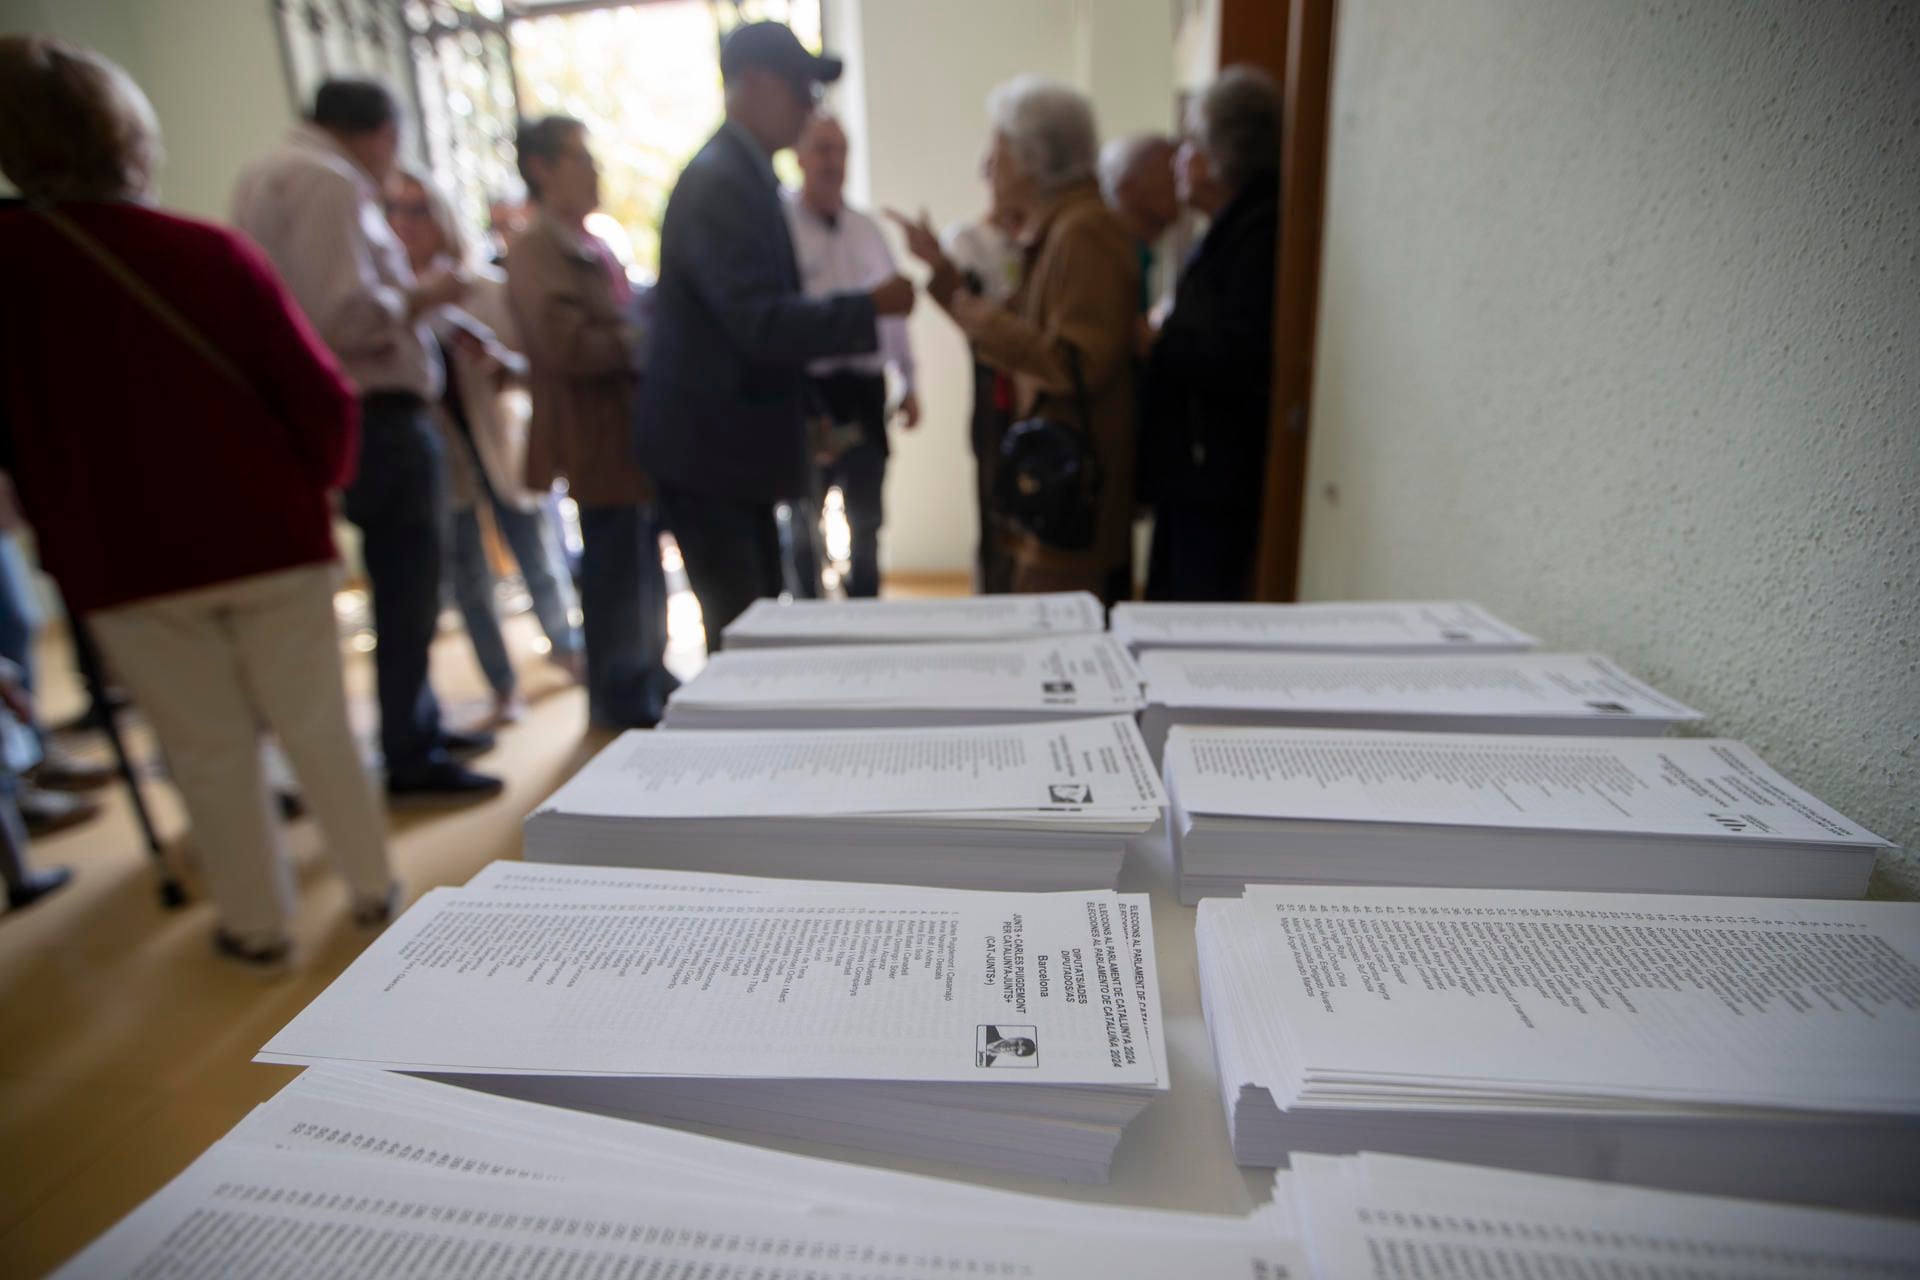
[722,591,1106,648]
[524,717,1165,891]
[1197,885,1920,1214]
[1164,727,1890,902]
[57,1069,1304,1279]
[1112,600,1537,654]
[664,634,1146,729]
[1270,1152,1920,1278]
[1138,650,1703,759]
[64,1071,1920,1280]
[258,865,1171,1183]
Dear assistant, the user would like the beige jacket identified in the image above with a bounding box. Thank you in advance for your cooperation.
[434,269,542,512]
[941,181,1139,594]
[505,213,654,507]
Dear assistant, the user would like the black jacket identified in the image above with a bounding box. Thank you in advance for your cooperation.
[1140,170,1280,513]
[638,125,878,502]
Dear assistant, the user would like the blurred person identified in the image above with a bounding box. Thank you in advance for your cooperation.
[232,77,502,802]
[638,21,914,646]
[0,656,69,914]
[890,77,1138,604]
[0,37,397,963]
[941,149,1025,595]
[509,116,679,728]
[386,169,583,726]
[0,490,108,836]
[1098,132,1178,317]
[486,185,531,266]
[784,113,919,599]
[1142,67,1282,602]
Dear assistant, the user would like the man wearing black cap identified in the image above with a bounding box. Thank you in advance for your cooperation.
[639,21,915,648]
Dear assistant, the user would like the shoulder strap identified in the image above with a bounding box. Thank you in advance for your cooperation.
[1057,343,1094,436]
[34,207,268,410]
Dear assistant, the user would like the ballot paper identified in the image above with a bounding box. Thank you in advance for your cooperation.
[1196,885,1920,1212]
[722,591,1107,648]
[524,718,1165,891]
[1286,1153,1920,1279]
[664,634,1146,729]
[55,1143,1303,1280]
[259,880,1170,1181]
[1164,727,1889,901]
[1112,600,1537,654]
[225,1067,1271,1242]
[469,860,788,895]
[1139,650,1702,759]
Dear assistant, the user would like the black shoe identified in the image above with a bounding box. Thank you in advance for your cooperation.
[29,742,115,791]
[212,927,292,975]
[439,728,497,759]
[387,762,505,807]
[19,785,102,837]
[5,865,73,914]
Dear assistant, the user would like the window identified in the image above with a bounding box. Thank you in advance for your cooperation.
[274,0,823,279]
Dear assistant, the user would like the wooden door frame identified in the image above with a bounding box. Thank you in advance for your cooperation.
[1220,0,1336,601]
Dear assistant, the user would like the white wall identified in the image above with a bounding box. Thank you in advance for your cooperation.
[0,0,293,219]
[1303,0,1920,891]
[844,0,1173,574]
[1078,0,1178,139]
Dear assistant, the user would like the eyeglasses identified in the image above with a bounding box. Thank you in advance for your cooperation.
[386,199,432,219]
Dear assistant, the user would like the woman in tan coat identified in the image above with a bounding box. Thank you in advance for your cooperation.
[893,77,1139,603]
[507,116,677,728]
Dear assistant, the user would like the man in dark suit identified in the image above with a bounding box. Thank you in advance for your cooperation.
[639,21,915,648]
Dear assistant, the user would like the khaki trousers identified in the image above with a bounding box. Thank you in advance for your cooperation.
[90,564,391,944]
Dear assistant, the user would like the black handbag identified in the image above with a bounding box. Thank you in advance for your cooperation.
[995,347,1102,551]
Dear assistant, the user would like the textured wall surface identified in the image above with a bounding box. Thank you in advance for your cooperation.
[1302,1,1920,892]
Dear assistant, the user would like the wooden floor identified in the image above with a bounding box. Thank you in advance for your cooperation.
[0,573,968,1277]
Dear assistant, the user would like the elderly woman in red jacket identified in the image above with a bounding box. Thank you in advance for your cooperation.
[0,36,396,971]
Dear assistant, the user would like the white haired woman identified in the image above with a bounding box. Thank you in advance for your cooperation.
[891,76,1138,603]
[385,170,582,724]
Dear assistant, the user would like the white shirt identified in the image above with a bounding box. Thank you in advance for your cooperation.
[231,124,440,400]
[783,192,915,389]
[941,217,1023,305]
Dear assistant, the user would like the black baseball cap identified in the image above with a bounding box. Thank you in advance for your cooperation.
[719,21,843,85]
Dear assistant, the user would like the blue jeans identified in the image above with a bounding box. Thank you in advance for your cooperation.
[449,495,581,698]
[0,532,39,687]
[0,758,28,899]
[0,537,30,874]
[577,503,677,727]
[341,395,448,779]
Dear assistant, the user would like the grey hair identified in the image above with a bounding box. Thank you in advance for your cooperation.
[1097,132,1172,204]
[987,75,1098,195]
[1188,65,1281,194]
[0,35,162,202]
[396,168,478,267]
